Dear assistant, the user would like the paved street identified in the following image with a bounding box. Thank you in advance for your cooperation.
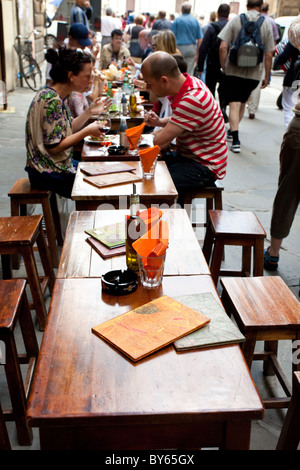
[0,72,299,450]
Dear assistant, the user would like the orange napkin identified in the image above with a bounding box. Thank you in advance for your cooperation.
[139,207,163,232]
[132,220,169,279]
[125,123,146,150]
[139,145,160,173]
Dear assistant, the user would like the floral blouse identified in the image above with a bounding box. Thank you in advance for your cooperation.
[26,86,76,174]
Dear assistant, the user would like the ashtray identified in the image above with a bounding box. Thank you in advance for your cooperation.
[108,145,127,155]
[101,269,138,295]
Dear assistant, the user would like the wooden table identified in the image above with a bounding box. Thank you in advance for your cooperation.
[26,275,264,450]
[57,209,210,278]
[90,109,145,131]
[81,134,154,162]
[71,161,178,210]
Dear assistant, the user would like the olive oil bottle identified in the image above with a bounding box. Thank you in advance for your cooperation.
[126,185,145,272]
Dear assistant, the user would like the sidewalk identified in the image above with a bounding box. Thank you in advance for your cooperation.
[0,75,299,450]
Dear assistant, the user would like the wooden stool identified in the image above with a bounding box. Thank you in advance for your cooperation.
[277,372,300,449]
[0,401,11,450]
[0,279,39,445]
[183,181,224,229]
[8,178,63,268]
[202,210,266,286]
[0,215,55,330]
[220,276,300,409]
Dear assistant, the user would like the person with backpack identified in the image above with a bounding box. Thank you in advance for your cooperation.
[70,0,93,29]
[197,4,230,122]
[218,0,274,153]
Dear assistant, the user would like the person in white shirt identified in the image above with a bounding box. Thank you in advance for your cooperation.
[101,8,122,47]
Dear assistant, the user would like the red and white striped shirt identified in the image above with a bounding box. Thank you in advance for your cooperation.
[170,74,227,180]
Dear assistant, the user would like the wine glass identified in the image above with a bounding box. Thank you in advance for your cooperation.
[97,114,111,153]
[97,114,111,135]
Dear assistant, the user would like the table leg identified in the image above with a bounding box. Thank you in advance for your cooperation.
[223,420,252,450]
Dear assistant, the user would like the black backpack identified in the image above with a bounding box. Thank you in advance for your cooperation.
[207,23,222,68]
[229,13,265,67]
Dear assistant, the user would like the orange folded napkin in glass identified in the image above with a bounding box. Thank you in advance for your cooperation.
[139,145,160,173]
[132,219,168,257]
[125,123,146,150]
[139,207,163,232]
[133,220,169,279]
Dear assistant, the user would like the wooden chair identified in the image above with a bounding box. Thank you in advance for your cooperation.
[0,279,39,445]
[182,181,224,230]
[220,276,300,409]
[202,210,266,286]
[8,178,63,268]
[0,215,55,331]
[277,372,300,449]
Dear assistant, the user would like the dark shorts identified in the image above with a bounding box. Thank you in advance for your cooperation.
[224,75,260,103]
[25,162,78,199]
[163,152,216,206]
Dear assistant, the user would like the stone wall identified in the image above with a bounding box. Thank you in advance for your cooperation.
[33,0,45,65]
[277,0,299,17]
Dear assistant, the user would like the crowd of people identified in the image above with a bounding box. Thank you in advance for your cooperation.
[24,0,300,273]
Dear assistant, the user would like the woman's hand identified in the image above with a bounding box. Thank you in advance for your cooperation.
[89,96,112,115]
[84,121,105,139]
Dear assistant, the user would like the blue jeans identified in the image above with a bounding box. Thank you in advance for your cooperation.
[25,162,78,199]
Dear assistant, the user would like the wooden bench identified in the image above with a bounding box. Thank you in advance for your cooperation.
[0,215,55,330]
[0,279,39,445]
[202,210,266,286]
[221,276,300,409]
[8,178,63,268]
[277,372,300,449]
[183,181,224,230]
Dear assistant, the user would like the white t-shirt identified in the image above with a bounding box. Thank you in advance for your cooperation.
[101,16,122,36]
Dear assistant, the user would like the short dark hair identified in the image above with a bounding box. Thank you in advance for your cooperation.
[218,3,230,18]
[172,54,187,73]
[247,0,263,8]
[45,47,92,83]
[111,28,123,38]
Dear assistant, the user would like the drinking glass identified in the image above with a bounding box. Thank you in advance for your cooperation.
[97,114,111,135]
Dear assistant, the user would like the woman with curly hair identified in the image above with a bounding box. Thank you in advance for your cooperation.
[25,48,106,198]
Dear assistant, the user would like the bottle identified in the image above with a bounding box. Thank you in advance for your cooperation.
[126,185,145,272]
[121,93,127,116]
[106,81,114,99]
[122,55,128,68]
[122,71,130,94]
[119,116,128,148]
[129,84,137,115]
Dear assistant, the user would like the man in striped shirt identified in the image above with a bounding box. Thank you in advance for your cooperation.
[142,51,227,205]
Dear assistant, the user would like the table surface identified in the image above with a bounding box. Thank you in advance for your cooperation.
[81,134,154,162]
[57,209,210,278]
[71,161,178,210]
[90,109,145,131]
[27,275,264,449]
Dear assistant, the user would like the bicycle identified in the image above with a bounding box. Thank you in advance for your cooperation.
[14,31,43,91]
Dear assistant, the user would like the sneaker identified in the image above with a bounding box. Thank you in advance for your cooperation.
[230,142,241,153]
[264,247,279,271]
[227,129,233,141]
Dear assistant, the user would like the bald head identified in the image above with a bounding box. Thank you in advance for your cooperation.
[141,51,181,80]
